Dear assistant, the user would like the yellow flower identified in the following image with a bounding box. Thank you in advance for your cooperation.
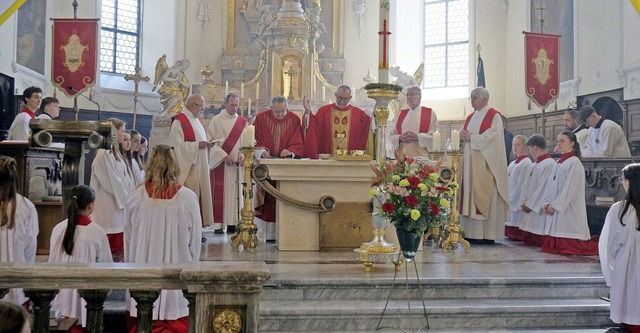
[418,183,427,191]
[391,175,401,181]
[399,179,410,187]
[368,189,378,198]
[429,173,439,181]
[410,209,420,220]
[440,198,450,208]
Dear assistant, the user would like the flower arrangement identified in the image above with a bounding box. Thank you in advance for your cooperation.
[370,152,456,235]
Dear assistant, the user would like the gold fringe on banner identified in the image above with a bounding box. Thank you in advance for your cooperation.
[528,98,531,110]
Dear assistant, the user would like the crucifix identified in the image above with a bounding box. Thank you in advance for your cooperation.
[124,66,150,129]
[535,0,546,33]
[285,66,297,101]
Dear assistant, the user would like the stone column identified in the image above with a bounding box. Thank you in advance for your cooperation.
[79,289,109,333]
[129,290,160,333]
[25,289,58,333]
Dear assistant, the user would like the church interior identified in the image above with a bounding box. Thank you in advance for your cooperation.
[1,0,640,332]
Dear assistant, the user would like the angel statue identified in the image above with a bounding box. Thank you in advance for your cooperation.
[389,65,419,89]
[152,55,191,114]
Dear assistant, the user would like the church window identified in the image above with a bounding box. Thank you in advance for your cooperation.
[100,0,141,75]
[423,0,469,88]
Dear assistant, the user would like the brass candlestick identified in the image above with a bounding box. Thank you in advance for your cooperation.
[231,147,259,252]
[429,150,470,252]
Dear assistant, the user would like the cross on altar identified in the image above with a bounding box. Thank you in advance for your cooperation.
[285,66,297,100]
[124,66,150,129]
[378,19,391,69]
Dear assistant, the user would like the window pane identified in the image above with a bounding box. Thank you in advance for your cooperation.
[424,2,446,45]
[447,43,468,86]
[424,45,446,88]
[448,0,468,42]
[99,30,115,72]
[102,0,115,29]
[100,0,140,74]
[117,0,139,33]
[115,33,138,74]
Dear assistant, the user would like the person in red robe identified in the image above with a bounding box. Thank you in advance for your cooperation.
[302,85,372,158]
[253,96,304,240]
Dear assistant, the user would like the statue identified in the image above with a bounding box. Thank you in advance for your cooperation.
[305,0,327,33]
[353,0,367,39]
[257,4,275,36]
[152,54,191,114]
[389,65,418,89]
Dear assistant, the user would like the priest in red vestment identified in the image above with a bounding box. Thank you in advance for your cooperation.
[253,96,304,240]
[302,85,372,158]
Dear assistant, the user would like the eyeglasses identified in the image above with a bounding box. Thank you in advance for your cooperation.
[336,96,351,101]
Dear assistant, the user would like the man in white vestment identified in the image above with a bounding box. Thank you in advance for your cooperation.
[562,109,588,151]
[389,85,439,157]
[459,87,508,244]
[207,93,246,234]
[169,94,216,228]
[578,105,630,157]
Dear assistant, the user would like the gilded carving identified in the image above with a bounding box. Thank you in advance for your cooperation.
[285,34,298,47]
[213,309,242,333]
[323,62,333,71]
[532,48,554,85]
[61,35,88,73]
[234,59,244,69]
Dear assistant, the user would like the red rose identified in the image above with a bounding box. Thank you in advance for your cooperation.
[382,203,396,213]
[405,195,419,207]
[407,177,421,189]
[435,186,448,192]
[429,202,440,215]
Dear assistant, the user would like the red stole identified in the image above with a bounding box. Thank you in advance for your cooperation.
[557,152,575,163]
[211,116,246,222]
[396,107,432,134]
[21,107,36,119]
[463,108,498,134]
[536,153,551,163]
[171,113,196,142]
[514,155,529,164]
[315,104,371,153]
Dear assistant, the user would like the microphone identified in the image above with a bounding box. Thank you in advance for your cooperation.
[69,86,101,121]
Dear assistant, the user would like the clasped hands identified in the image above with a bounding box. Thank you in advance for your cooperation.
[261,149,294,159]
[399,131,418,143]
[542,203,556,215]
[198,140,216,149]
[460,129,471,142]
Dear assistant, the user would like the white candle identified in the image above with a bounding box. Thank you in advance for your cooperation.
[247,98,252,115]
[432,131,442,151]
[256,83,260,101]
[243,125,255,147]
[225,81,229,97]
[451,130,460,150]
[321,86,326,102]
[240,82,245,99]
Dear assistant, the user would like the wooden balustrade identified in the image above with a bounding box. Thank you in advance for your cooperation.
[0,261,270,333]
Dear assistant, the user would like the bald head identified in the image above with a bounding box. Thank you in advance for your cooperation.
[186,95,205,118]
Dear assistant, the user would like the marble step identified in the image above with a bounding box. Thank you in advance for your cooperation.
[264,329,620,333]
[258,298,610,332]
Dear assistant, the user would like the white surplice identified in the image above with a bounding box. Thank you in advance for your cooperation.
[506,157,532,227]
[543,156,590,240]
[207,111,244,230]
[599,202,640,325]
[124,185,202,320]
[8,112,32,141]
[519,157,556,235]
[90,149,134,234]
[0,195,38,305]
[48,220,112,327]
[389,106,439,157]
[459,105,509,240]
[131,159,144,185]
[169,110,214,227]
[582,119,630,158]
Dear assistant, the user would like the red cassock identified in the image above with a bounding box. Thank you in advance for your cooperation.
[254,110,304,222]
[308,104,371,155]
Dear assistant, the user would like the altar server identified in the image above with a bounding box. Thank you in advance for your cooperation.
[505,135,532,241]
[579,105,630,158]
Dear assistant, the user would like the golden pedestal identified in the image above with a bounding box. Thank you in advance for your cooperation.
[231,147,259,252]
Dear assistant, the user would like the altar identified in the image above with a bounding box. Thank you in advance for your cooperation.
[258,159,378,251]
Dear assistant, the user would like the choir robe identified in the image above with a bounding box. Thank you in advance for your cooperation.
[0,194,38,305]
[124,185,202,321]
[48,218,112,327]
[389,106,439,157]
[505,155,532,240]
[36,113,53,120]
[582,119,631,158]
[90,149,134,261]
[207,112,246,230]
[308,103,373,156]
[131,158,144,185]
[573,125,588,151]
[519,155,556,245]
[541,154,598,255]
[8,108,35,140]
[599,202,640,326]
[459,105,509,241]
[253,110,304,240]
[169,109,214,227]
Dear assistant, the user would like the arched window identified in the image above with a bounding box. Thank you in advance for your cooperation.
[100,0,141,75]
[423,0,469,89]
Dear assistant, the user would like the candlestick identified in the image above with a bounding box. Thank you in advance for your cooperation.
[432,131,442,151]
[240,82,245,99]
[243,125,255,147]
[256,83,260,101]
[451,130,460,150]
[247,98,252,116]
[225,81,229,97]
[321,86,326,102]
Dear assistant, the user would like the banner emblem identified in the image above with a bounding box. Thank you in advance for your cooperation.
[533,49,553,85]
[61,34,88,72]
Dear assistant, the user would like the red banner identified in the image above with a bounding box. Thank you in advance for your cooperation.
[51,18,99,98]
[524,32,560,110]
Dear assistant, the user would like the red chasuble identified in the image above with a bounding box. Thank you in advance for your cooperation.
[396,107,433,134]
[313,104,371,154]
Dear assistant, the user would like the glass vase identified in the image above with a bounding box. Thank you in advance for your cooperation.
[395,227,422,262]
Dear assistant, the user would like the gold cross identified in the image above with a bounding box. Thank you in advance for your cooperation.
[124,66,150,98]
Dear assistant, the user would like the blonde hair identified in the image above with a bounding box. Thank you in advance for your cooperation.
[0,156,18,229]
[144,144,181,198]
[107,117,125,161]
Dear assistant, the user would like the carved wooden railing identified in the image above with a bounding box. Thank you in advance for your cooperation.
[0,261,270,333]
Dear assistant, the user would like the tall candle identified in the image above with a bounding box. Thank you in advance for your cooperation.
[225,81,229,97]
[432,131,442,151]
[256,83,260,101]
[451,130,460,150]
[240,82,245,99]
[243,125,255,147]
[321,86,326,102]
[247,98,252,116]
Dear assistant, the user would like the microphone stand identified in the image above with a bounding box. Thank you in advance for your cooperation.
[69,87,101,121]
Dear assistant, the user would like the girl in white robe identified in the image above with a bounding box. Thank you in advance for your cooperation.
[505,135,532,241]
[599,163,640,332]
[49,185,112,330]
[542,131,598,255]
[0,156,38,307]
[124,144,202,332]
[90,118,134,262]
